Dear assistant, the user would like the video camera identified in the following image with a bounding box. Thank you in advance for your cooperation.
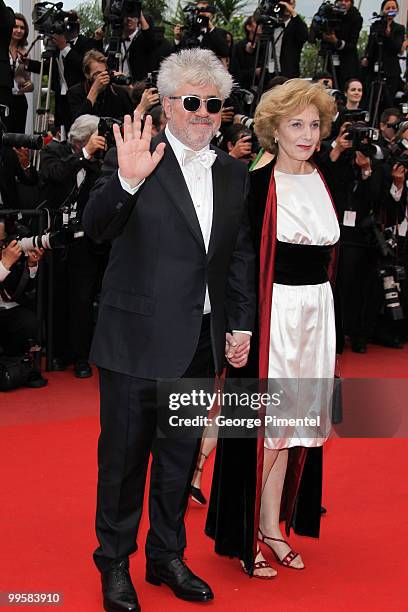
[0,105,43,150]
[32,1,79,50]
[181,2,216,46]
[104,0,142,29]
[311,1,346,39]
[256,0,287,29]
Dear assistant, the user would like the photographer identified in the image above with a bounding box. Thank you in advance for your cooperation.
[230,16,264,90]
[118,11,155,82]
[174,1,229,60]
[377,121,408,342]
[362,1,404,109]
[376,106,402,157]
[223,124,255,162]
[66,50,133,128]
[310,0,363,90]
[0,221,45,374]
[50,11,104,134]
[322,118,384,352]
[39,114,108,376]
[0,0,15,125]
[261,0,308,79]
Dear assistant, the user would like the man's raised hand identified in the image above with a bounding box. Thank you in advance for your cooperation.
[114,111,166,188]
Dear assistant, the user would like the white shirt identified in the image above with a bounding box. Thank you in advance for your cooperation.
[121,29,138,77]
[119,125,214,314]
[57,37,78,96]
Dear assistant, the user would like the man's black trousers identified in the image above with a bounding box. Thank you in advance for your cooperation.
[93,315,214,571]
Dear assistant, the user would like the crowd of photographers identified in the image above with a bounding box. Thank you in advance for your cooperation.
[0,0,408,389]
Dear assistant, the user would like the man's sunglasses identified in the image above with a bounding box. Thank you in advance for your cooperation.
[168,95,223,114]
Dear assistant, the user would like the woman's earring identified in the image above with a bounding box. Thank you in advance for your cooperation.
[274,136,279,143]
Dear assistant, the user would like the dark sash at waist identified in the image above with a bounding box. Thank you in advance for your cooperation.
[274,240,334,285]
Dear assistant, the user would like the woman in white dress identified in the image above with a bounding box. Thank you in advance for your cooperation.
[206,79,339,578]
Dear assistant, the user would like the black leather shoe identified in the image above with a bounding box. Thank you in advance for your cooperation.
[146,557,213,602]
[74,360,92,378]
[101,558,140,612]
[190,485,207,505]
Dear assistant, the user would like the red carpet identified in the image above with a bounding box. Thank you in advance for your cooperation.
[1,346,408,611]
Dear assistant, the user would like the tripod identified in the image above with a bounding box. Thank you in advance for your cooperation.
[32,39,58,169]
[316,41,340,89]
[367,40,386,128]
[250,25,281,115]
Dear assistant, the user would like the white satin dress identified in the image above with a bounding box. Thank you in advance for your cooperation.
[265,169,340,450]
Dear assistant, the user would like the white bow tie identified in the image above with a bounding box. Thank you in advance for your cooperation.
[182,149,217,169]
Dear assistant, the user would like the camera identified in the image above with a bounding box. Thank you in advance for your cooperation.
[108,72,132,86]
[344,123,379,157]
[104,0,142,28]
[1,217,78,254]
[311,1,346,39]
[370,9,398,38]
[98,117,122,151]
[181,3,216,46]
[378,264,405,320]
[340,112,378,157]
[0,105,43,150]
[256,0,287,28]
[145,71,159,90]
[32,2,79,45]
[389,134,408,167]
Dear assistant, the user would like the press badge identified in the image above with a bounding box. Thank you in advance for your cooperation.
[343,211,356,227]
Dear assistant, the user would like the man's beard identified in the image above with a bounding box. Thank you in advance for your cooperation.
[170,117,218,150]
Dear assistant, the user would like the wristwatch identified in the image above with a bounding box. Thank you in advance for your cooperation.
[362,168,372,178]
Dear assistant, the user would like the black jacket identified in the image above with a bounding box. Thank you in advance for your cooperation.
[126,28,156,82]
[39,140,101,210]
[178,27,229,59]
[83,132,256,379]
[51,35,102,95]
[280,15,309,78]
[0,147,37,210]
[365,20,405,79]
[66,81,133,128]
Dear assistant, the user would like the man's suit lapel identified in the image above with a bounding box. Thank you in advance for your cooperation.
[153,132,206,251]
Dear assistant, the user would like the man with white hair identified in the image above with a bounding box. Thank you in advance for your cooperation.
[39,114,107,377]
[84,48,256,611]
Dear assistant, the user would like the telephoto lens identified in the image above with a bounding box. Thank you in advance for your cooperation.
[1,133,43,149]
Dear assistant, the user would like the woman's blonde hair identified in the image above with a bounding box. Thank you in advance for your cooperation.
[254,79,336,155]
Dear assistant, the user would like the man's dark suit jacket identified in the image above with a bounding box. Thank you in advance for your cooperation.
[52,35,102,95]
[127,28,156,82]
[0,147,37,209]
[280,15,309,79]
[66,81,133,128]
[83,133,256,379]
[39,140,101,210]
